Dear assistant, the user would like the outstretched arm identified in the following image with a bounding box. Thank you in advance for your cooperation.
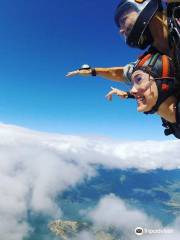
[66,66,125,82]
[96,67,125,82]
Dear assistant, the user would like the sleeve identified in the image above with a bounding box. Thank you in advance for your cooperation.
[123,62,136,83]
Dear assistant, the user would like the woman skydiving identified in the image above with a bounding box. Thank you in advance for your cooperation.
[66,0,180,138]
[106,52,180,138]
[67,51,180,138]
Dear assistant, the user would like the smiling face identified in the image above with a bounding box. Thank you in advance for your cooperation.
[130,70,158,112]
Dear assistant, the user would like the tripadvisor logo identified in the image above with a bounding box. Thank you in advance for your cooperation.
[135,227,144,236]
[135,227,174,236]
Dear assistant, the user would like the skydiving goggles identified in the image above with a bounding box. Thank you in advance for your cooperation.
[131,53,175,92]
[115,0,149,29]
[131,70,154,92]
[118,9,139,38]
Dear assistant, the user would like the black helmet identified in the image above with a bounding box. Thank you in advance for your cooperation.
[114,0,162,49]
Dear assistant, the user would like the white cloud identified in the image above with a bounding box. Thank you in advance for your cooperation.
[0,123,179,240]
[87,194,180,240]
[87,194,161,230]
[75,231,95,240]
[0,124,96,240]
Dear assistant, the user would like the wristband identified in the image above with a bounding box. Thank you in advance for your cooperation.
[79,64,97,77]
[127,92,135,99]
[91,68,97,76]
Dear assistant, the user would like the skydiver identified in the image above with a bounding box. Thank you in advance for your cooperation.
[106,52,180,138]
[66,0,180,138]
[114,0,180,90]
[115,0,170,53]
[67,0,180,86]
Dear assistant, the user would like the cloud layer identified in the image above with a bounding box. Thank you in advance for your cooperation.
[0,123,180,239]
[87,194,180,240]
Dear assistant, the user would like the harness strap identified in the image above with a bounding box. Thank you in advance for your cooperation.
[162,55,169,78]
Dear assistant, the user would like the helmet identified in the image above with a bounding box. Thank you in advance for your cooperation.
[114,0,162,49]
[133,51,175,114]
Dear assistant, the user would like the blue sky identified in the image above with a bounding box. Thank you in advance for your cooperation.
[0,0,173,140]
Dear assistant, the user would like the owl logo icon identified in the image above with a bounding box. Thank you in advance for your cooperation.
[135,227,144,236]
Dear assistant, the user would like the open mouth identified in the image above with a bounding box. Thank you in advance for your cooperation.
[136,96,145,105]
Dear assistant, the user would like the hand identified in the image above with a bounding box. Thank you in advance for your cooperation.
[106,87,128,101]
[66,68,92,77]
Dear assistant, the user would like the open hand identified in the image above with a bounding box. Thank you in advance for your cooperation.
[66,68,92,77]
